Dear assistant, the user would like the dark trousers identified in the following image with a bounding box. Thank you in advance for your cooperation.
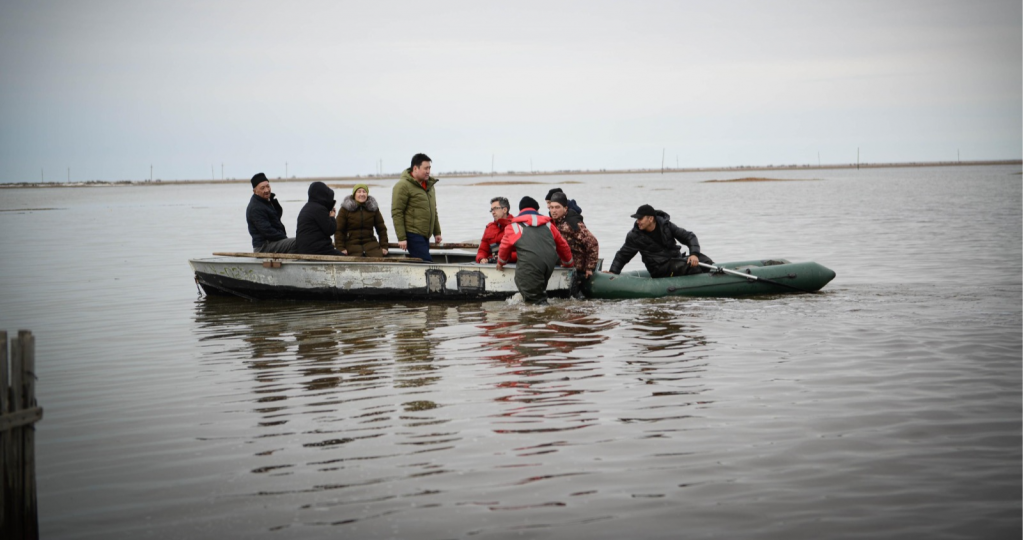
[406,233,433,262]
[256,237,296,254]
[666,258,706,277]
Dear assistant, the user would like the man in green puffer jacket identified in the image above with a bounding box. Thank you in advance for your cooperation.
[392,153,442,261]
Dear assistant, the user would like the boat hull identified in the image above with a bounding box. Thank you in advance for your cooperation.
[582,259,836,299]
[189,256,577,301]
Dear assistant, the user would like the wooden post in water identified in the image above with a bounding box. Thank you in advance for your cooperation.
[1,330,42,539]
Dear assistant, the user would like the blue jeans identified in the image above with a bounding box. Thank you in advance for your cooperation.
[405,233,433,262]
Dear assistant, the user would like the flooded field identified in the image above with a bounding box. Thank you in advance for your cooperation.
[1,165,1020,538]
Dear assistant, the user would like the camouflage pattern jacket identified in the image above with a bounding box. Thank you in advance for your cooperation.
[553,210,599,275]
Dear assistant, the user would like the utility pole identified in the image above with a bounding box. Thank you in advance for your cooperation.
[676,155,679,169]
[285,162,288,178]
[661,148,665,174]
[957,149,960,164]
[818,151,821,167]
[150,164,153,182]
[857,148,860,170]
[41,168,44,183]
[212,165,215,181]
[67,167,70,183]
[530,158,533,173]
[221,163,224,180]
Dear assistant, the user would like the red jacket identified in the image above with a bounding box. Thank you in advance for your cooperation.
[476,217,517,263]
[497,211,574,267]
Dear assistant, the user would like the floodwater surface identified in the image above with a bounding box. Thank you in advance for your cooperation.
[0,165,1020,539]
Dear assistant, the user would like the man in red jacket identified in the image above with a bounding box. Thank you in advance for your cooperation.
[476,196,517,264]
[496,197,574,305]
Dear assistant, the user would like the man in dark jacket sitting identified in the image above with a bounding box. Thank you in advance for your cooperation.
[296,181,344,256]
[606,204,713,278]
[246,172,296,253]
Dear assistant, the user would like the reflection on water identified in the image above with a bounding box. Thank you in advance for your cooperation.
[188,296,727,535]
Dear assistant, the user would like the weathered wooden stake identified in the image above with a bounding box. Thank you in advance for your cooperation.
[1,330,42,540]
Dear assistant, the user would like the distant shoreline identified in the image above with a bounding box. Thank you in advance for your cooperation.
[2,159,1020,189]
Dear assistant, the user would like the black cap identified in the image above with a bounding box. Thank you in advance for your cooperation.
[549,192,569,206]
[519,196,540,211]
[544,187,563,201]
[630,204,657,218]
[251,172,269,188]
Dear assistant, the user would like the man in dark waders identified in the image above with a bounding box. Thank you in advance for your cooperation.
[606,204,713,277]
[496,197,574,305]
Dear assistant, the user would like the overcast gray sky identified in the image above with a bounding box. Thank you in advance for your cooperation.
[1,0,1020,182]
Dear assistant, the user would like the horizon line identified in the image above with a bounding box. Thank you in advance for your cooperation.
[2,159,1020,187]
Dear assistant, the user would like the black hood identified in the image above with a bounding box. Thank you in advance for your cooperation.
[307,181,336,210]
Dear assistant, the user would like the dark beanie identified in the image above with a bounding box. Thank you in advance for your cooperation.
[519,196,540,211]
[251,172,269,188]
[549,192,569,207]
[544,187,563,201]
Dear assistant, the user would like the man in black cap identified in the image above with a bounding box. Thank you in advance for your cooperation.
[496,196,574,304]
[246,172,296,253]
[606,204,713,277]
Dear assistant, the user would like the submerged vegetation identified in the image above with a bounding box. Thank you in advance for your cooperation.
[702,177,821,183]
[328,183,382,190]
[467,180,548,186]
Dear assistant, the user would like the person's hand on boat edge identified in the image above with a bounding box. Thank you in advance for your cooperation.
[495,262,504,271]
[687,254,699,267]
[434,235,443,244]
[398,240,407,250]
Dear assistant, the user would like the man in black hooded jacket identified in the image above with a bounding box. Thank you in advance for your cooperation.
[606,204,713,278]
[296,181,344,256]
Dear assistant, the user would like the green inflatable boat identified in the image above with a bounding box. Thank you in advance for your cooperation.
[582,259,836,299]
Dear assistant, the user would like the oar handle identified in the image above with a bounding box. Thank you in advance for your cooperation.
[699,262,754,280]
[386,242,478,250]
[699,262,811,293]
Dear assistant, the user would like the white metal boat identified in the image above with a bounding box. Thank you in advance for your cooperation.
[189,250,577,301]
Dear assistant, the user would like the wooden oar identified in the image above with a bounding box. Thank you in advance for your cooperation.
[385,242,478,250]
[698,262,812,293]
[213,252,423,263]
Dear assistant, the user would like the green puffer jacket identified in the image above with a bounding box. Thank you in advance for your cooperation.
[391,168,441,241]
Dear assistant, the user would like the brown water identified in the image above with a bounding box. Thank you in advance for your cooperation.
[1,165,1020,538]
